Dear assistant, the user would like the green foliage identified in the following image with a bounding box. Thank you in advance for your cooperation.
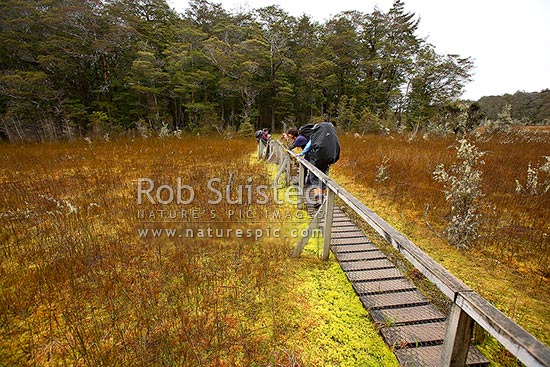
[296,244,399,366]
[480,103,516,135]
[408,48,473,115]
[336,95,358,131]
[357,108,385,133]
[238,116,255,137]
[88,111,109,136]
[478,89,550,125]
[0,0,476,140]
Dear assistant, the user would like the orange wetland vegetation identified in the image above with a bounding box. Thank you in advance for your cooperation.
[0,137,399,367]
[0,131,548,366]
[333,130,549,345]
[0,138,298,366]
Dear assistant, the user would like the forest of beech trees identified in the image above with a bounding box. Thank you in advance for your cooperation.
[477,89,550,125]
[1,0,542,141]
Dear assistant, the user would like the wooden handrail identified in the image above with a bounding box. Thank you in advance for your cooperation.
[271,140,550,367]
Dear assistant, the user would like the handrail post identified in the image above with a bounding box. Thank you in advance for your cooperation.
[273,155,288,187]
[291,202,324,258]
[285,152,291,186]
[441,301,475,366]
[298,163,305,209]
[321,189,335,260]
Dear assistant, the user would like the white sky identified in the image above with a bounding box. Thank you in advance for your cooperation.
[169,0,550,100]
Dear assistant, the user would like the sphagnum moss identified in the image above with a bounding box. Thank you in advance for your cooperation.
[266,148,398,367]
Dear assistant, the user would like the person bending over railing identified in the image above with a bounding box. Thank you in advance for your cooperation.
[299,122,340,208]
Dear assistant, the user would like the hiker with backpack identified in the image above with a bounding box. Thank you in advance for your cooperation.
[282,125,314,185]
[299,122,340,208]
[256,127,271,159]
[282,128,309,151]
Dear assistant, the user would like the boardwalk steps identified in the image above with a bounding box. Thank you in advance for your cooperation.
[305,197,490,367]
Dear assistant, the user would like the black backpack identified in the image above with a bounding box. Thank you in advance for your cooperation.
[308,122,340,164]
[298,124,315,139]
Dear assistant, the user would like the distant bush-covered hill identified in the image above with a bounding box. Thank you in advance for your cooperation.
[477,89,550,125]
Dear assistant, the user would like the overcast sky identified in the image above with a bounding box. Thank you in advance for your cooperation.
[168,0,550,100]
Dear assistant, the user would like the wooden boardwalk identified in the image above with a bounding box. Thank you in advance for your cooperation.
[270,141,549,367]
[305,196,490,367]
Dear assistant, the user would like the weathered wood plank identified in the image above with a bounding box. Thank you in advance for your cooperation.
[353,278,417,295]
[371,304,446,326]
[291,202,324,258]
[360,290,429,310]
[331,230,366,239]
[345,268,404,282]
[331,217,354,223]
[339,259,396,272]
[334,250,387,262]
[395,345,489,367]
[331,243,379,253]
[331,224,360,232]
[381,321,447,348]
[442,302,475,367]
[331,237,373,245]
[321,190,335,260]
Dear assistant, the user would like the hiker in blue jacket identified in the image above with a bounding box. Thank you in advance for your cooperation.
[283,128,309,151]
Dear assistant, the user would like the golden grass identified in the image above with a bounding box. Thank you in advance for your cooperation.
[331,132,550,345]
[0,136,398,366]
[0,137,299,365]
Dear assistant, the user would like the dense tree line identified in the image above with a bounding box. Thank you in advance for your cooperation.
[0,0,475,141]
[477,89,550,125]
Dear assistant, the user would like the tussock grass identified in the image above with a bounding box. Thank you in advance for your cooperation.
[0,136,398,366]
[0,137,296,366]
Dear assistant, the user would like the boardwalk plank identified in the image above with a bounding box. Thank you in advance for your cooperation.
[380,322,447,348]
[331,224,360,232]
[332,218,355,225]
[331,230,366,239]
[334,250,387,262]
[360,290,429,310]
[353,278,417,295]
[339,259,395,272]
[371,304,446,326]
[331,237,373,245]
[395,344,489,367]
[332,243,379,253]
[346,268,404,282]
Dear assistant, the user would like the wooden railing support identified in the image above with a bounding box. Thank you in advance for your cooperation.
[291,202,324,258]
[285,154,291,186]
[321,190,335,260]
[297,164,305,210]
[273,154,289,187]
[442,301,475,366]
